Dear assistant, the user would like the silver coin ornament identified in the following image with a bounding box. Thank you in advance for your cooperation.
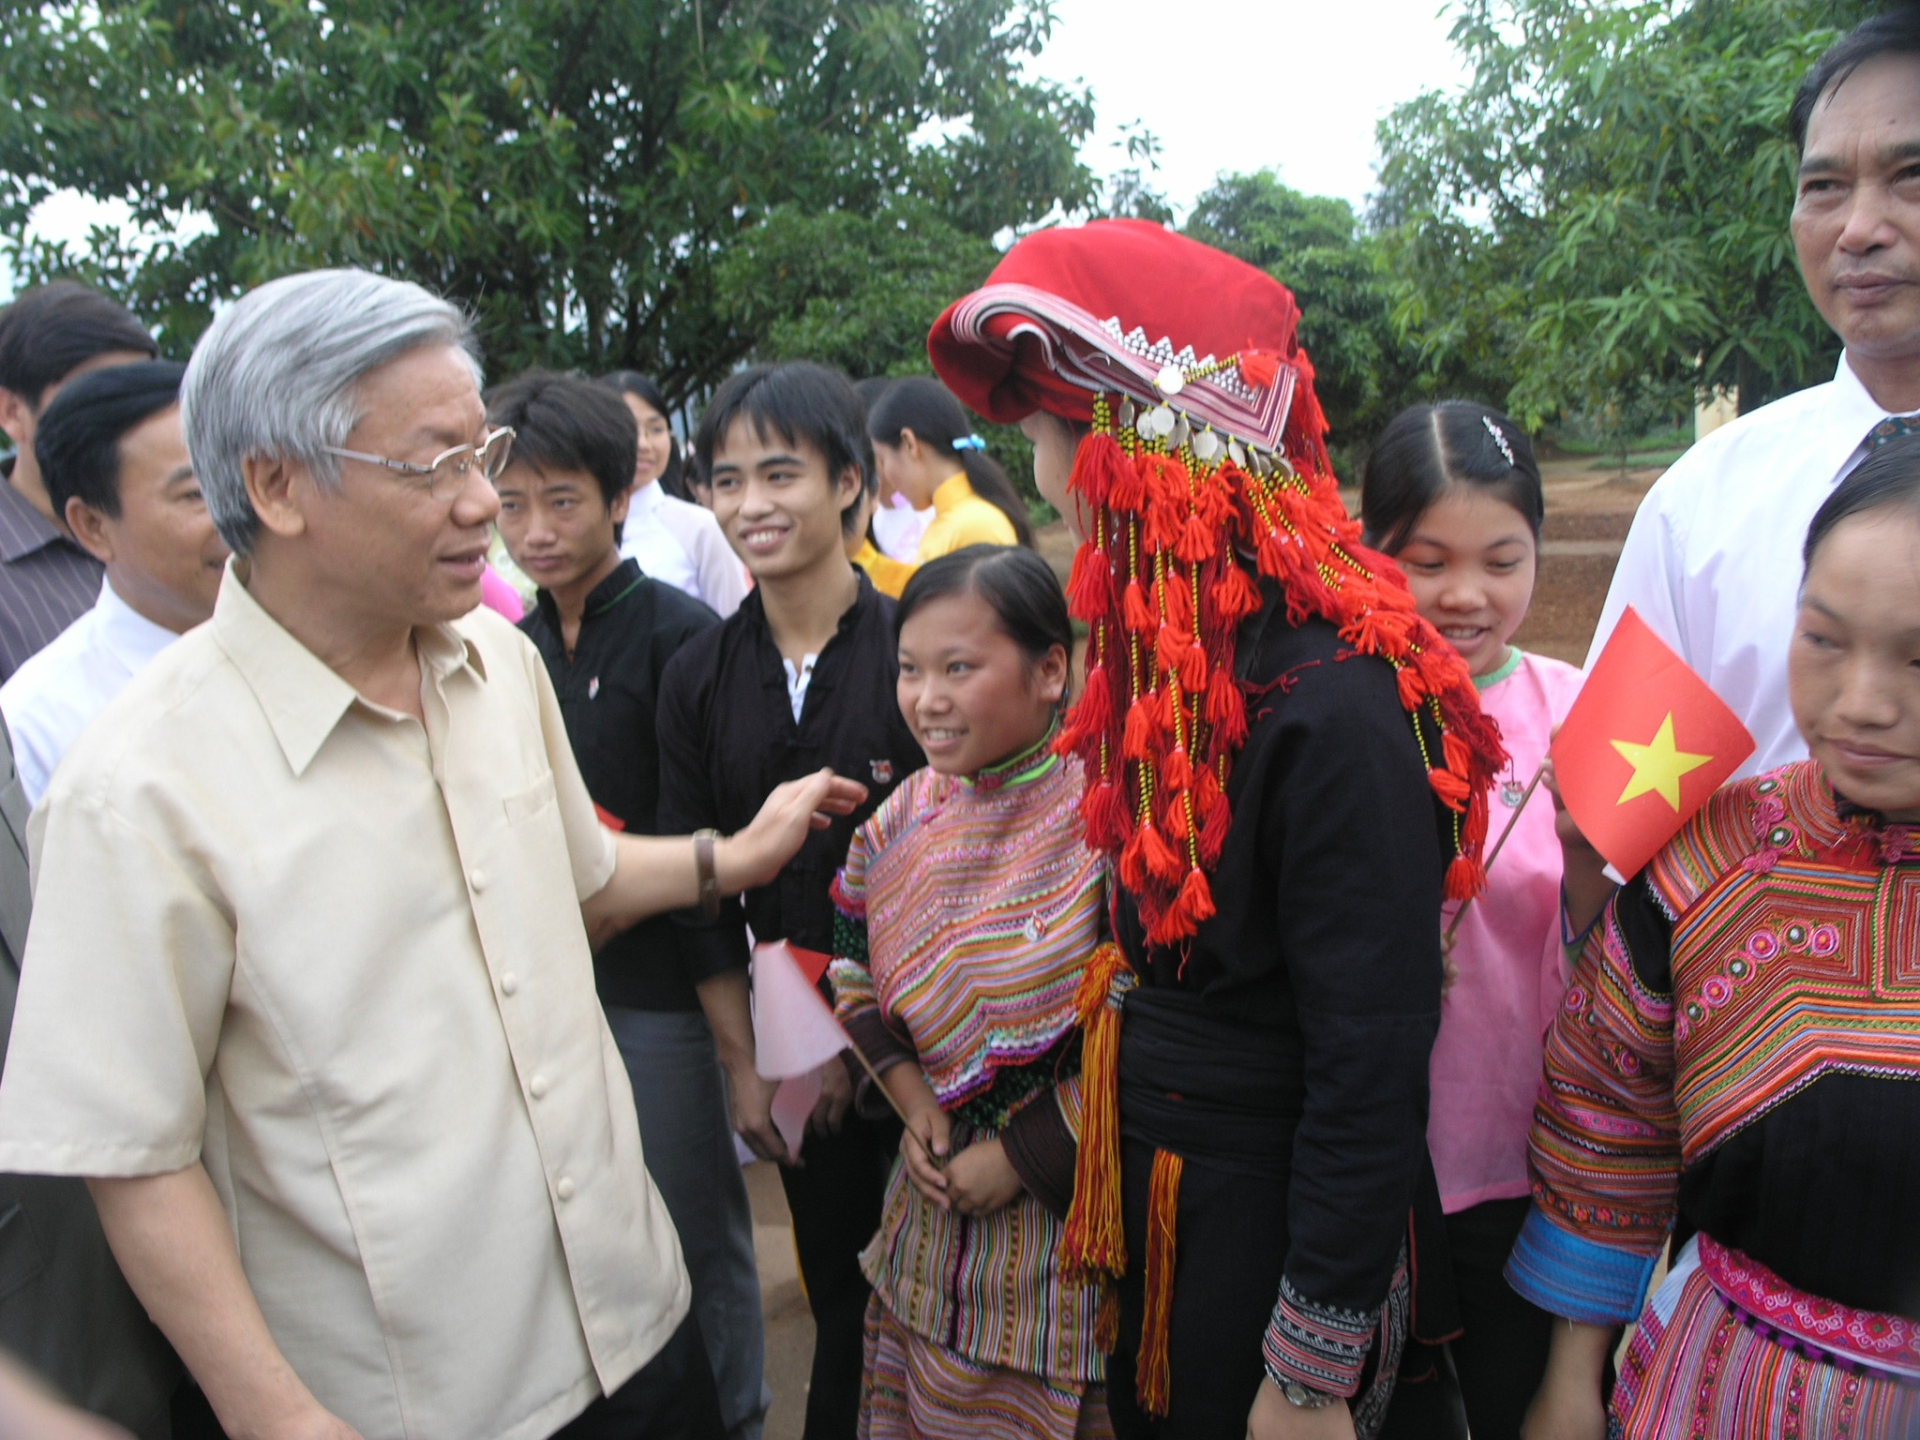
[1155,364,1187,397]
[1146,404,1177,438]
[1119,398,1138,428]
[1191,430,1222,462]
[1169,414,1191,450]
[1227,438,1247,469]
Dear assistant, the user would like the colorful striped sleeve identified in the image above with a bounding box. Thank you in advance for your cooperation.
[829,840,915,1075]
[1262,1277,1379,1396]
[1506,871,1680,1324]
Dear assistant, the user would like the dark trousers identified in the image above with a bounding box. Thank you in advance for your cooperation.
[174,1314,724,1440]
[549,1313,726,1440]
[1378,1197,1553,1440]
[778,1112,896,1440]
[1105,1142,1291,1440]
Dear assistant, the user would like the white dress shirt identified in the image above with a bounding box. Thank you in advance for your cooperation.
[1589,355,1913,777]
[619,480,748,618]
[0,578,180,805]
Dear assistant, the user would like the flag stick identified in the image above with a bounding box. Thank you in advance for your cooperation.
[836,1035,947,1170]
[1444,759,1547,945]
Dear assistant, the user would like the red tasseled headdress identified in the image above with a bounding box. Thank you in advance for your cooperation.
[931,220,1505,947]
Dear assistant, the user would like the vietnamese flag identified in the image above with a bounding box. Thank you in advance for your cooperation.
[1551,607,1755,879]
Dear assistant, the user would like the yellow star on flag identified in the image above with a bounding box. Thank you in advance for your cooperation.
[1610,713,1712,811]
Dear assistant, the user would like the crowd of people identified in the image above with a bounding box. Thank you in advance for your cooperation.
[0,9,1914,1440]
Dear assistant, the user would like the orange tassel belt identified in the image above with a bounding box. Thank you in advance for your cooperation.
[1065,952,1308,1416]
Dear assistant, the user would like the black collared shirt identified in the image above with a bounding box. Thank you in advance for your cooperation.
[520,558,719,1010]
[0,463,103,683]
[656,570,924,973]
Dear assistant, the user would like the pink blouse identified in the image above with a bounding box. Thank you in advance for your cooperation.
[1429,649,1585,1213]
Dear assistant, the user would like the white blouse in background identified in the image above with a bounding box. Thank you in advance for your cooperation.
[1589,355,1912,778]
[620,479,748,617]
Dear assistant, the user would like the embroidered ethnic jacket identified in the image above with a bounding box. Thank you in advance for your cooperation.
[1508,760,1920,1323]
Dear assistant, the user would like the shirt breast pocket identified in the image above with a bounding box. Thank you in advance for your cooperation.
[502,771,558,826]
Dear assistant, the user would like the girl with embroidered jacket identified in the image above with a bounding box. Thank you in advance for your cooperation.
[1511,437,1920,1440]
[1358,404,1584,1440]
[829,544,1112,1440]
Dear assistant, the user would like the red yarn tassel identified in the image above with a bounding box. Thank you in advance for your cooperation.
[1198,790,1233,865]
[1123,580,1156,635]
[1162,746,1193,795]
[1396,663,1427,710]
[1237,347,1281,391]
[1140,823,1184,884]
[1066,544,1113,622]
[1445,854,1486,901]
[1212,561,1261,624]
[1175,513,1217,564]
[1155,623,1192,675]
[1177,642,1208,696]
[1171,866,1216,928]
[1429,766,1471,811]
[1123,695,1157,761]
[1082,779,1130,851]
[1068,431,1130,508]
[1155,574,1192,635]
[1110,452,1150,513]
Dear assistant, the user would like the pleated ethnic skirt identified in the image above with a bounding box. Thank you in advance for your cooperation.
[859,1299,1112,1440]
[1613,1244,1920,1440]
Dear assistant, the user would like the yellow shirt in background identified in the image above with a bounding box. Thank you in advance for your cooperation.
[916,473,1018,561]
[853,539,916,599]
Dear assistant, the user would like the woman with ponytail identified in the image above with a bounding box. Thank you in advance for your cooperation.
[867,376,1033,557]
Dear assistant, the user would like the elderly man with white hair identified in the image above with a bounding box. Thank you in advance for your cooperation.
[0,269,864,1440]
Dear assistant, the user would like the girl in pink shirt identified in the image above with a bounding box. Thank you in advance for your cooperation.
[1361,402,1583,1440]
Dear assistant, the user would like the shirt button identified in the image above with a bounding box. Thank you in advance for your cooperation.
[470,868,489,891]
[500,972,519,996]
[529,1074,549,1099]
[556,1176,576,1202]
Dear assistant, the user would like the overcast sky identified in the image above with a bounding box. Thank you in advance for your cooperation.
[1026,0,1472,215]
[3,0,1470,298]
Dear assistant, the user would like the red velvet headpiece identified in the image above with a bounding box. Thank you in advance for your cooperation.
[931,220,1309,432]
[929,219,1503,950]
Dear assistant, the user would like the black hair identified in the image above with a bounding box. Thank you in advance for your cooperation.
[34,360,187,521]
[694,362,873,535]
[866,376,1034,547]
[0,282,159,408]
[598,369,688,501]
[1789,7,1920,153]
[1803,431,1920,573]
[895,544,1072,668]
[1359,400,1544,555]
[485,370,637,540]
[853,376,895,413]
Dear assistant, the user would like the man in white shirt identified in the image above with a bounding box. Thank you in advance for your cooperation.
[0,360,226,804]
[1590,9,1920,776]
[0,269,862,1440]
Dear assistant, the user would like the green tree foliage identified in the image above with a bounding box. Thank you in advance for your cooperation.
[1374,0,1874,438]
[1184,171,1421,466]
[0,0,1096,401]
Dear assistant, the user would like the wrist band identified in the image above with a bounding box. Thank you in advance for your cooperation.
[693,829,721,920]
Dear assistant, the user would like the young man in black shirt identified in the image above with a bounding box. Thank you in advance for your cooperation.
[487,371,759,1440]
[658,363,923,1440]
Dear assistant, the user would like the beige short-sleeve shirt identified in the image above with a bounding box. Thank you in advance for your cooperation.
[0,564,689,1440]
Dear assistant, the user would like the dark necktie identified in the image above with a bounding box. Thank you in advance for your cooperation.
[1869,414,1920,448]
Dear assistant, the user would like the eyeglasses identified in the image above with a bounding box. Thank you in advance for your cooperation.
[323,427,517,502]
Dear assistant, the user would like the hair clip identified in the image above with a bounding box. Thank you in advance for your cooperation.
[1482,415,1515,467]
[952,434,987,451]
